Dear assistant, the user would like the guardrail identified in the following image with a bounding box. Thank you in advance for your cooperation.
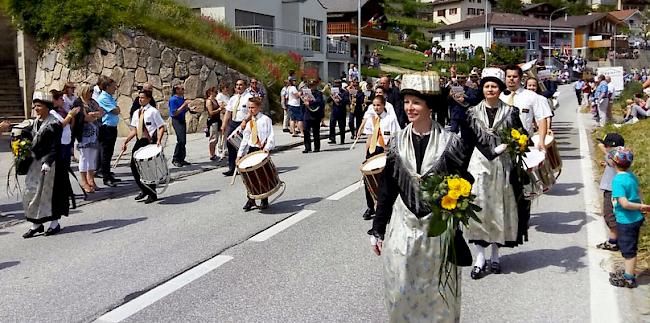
[235,25,312,51]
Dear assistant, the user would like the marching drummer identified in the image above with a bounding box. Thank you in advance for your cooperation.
[361,95,400,221]
[236,97,275,211]
[222,79,252,176]
[121,90,166,204]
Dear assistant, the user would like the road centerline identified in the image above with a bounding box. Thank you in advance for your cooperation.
[248,210,316,242]
[327,181,362,201]
[94,255,233,323]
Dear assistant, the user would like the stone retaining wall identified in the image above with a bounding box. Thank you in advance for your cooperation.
[34,29,267,136]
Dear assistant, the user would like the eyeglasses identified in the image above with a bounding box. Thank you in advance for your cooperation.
[251,81,257,84]
[236,84,244,86]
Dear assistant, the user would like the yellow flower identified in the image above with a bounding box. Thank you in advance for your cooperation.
[459,178,472,197]
[511,129,521,140]
[447,178,461,191]
[448,189,461,199]
[519,134,528,144]
[11,140,19,156]
[441,194,458,210]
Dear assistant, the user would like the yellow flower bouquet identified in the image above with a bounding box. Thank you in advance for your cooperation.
[11,138,33,175]
[500,127,530,187]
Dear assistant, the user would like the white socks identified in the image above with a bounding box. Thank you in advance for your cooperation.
[474,245,486,268]
[491,243,500,264]
[49,220,59,229]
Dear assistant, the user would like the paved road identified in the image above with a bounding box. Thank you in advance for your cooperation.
[0,86,632,322]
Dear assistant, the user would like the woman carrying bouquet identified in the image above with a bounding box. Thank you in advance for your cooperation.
[22,91,78,238]
[464,68,527,279]
[368,72,503,322]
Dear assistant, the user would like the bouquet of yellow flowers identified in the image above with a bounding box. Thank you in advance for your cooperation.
[421,174,482,301]
[500,127,530,185]
[11,138,33,175]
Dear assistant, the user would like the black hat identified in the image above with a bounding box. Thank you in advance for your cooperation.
[597,133,625,147]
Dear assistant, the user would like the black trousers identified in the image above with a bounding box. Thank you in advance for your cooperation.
[171,118,187,163]
[575,89,583,105]
[131,137,157,198]
[99,125,118,178]
[246,146,268,205]
[329,114,346,144]
[303,119,321,152]
[226,120,242,172]
[364,146,385,212]
[348,112,362,138]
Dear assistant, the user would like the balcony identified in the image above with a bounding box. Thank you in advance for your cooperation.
[327,37,351,60]
[588,39,628,49]
[234,25,315,56]
[327,22,389,41]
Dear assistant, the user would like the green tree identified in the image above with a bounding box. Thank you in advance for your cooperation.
[488,44,525,66]
[495,0,523,14]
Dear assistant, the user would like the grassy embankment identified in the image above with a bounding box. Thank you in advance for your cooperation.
[591,81,649,269]
[1,0,300,114]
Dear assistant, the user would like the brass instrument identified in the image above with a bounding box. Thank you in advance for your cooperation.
[521,59,548,94]
[350,92,357,113]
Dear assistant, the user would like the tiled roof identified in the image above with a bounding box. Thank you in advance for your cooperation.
[552,12,612,28]
[434,13,572,32]
[609,9,640,20]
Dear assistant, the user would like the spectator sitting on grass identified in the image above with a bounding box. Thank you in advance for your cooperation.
[623,97,650,123]
[607,147,650,289]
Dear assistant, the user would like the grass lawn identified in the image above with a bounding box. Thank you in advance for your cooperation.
[374,44,430,71]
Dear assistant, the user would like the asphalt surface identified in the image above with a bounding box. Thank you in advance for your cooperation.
[0,86,631,322]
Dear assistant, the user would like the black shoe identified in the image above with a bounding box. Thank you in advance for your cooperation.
[328,140,336,144]
[363,209,375,220]
[181,161,191,166]
[283,128,290,133]
[172,161,183,167]
[223,170,234,176]
[103,180,117,188]
[210,155,218,161]
[22,225,44,239]
[470,264,487,280]
[111,177,122,183]
[490,261,501,274]
[302,150,311,154]
[134,192,147,201]
[70,195,76,209]
[259,199,269,209]
[340,142,345,145]
[144,195,158,204]
[243,199,256,211]
[314,149,320,153]
[44,224,61,236]
[95,173,104,178]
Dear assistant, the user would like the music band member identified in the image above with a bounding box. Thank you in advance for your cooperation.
[361,96,399,220]
[302,80,325,153]
[328,79,349,145]
[121,90,166,204]
[222,79,252,176]
[348,81,365,140]
[236,97,275,211]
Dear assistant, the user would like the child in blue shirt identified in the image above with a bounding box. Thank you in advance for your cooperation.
[608,147,649,288]
[596,133,625,251]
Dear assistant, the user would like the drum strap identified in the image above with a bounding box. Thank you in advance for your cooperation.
[137,108,151,141]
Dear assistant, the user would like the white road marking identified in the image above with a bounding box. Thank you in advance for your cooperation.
[249,210,316,242]
[327,181,362,200]
[576,113,620,323]
[95,255,233,323]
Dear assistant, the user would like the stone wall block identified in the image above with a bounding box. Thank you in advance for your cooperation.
[69,69,87,83]
[205,58,216,69]
[174,62,189,78]
[103,53,117,68]
[89,49,103,74]
[152,88,163,102]
[134,36,150,48]
[119,71,135,96]
[35,68,45,90]
[159,66,173,82]
[53,63,63,80]
[149,43,161,58]
[117,95,133,119]
[137,52,148,68]
[203,71,218,94]
[43,52,57,71]
[111,67,125,86]
[148,74,162,90]
[188,60,201,75]
[184,75,200,99]
[101,68,113,77]
[199,65,210,82]
[60,66,70,81]
[161,48,175,67]
[116,48,124,66]
[135,67,147,83]
[146,57,161,75]
[115,33,133,48]
[178,50,193,63]
[213,63,227,77]
[97,39,116,53]
[123,48,138,69]
[83,73,98,87]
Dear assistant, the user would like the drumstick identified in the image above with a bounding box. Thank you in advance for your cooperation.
[113,150,126,168]
[230,169,239,185]
[349,135,360,151]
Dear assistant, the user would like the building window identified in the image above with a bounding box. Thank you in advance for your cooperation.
[437,10,446,17]
[449,8,458,15]
[234,9,274,28]
[464,30,470,39]
[441,33,446,41]
[303,18,322,52]
[450,31,455,40]
[477,0,481,3]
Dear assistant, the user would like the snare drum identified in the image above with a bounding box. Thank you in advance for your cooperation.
[227,130,243,149]
[133,144,169,185]
[360,153,386,204]
[522,148,555,200]
[531,132,562,171]
[237,151,282,199]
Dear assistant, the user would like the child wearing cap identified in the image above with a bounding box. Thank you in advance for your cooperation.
[608,147,649,288]
[596,133,625,251]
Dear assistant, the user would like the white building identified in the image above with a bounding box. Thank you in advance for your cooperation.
[610,9,647,37]
[178,0,329,78]
[419,0,493,25]
[433,13,574,61]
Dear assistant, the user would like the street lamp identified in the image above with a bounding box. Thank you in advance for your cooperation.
[484,0,488,68]
[548,7,568,61]
[613,20,627,66]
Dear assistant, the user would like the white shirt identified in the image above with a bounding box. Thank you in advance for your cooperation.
[50,110,72,145]
[92,85,101,101]
[216,93,230,107]
[63,95,77,112]
[500,87,552,134]
[237,112,275,157]
[607,82,615,96]
[226,93,252,122]
[129,104,165,138]
[287,86,300,106]
[363,111,400,146]
[363,101,396,119]
[280,86,288,107]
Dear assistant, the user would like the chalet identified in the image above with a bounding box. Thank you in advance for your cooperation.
[554,12,627,57]
[610,9,646,36]
[419,0,494,25]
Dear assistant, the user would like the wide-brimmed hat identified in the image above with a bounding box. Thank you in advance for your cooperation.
[480,67,506,91]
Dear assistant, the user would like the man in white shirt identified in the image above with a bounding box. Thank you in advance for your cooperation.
[286,77,303,136]
[120,90,166,204]
[280,80,290,132]
[501,65,552,151]
[236,97,275,211]
[221,79,252,176]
